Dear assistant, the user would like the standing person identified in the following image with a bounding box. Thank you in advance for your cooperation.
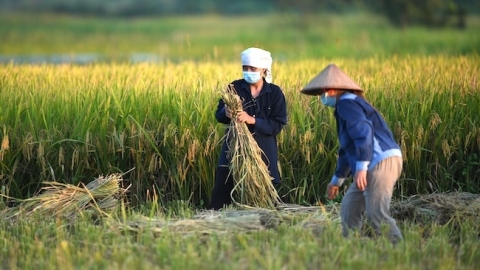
[209,47,287,210]
[301,63,403,244]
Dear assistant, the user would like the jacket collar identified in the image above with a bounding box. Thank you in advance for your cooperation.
[240,79,272,97]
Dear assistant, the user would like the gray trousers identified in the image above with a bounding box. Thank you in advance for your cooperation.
[340,156,403,243]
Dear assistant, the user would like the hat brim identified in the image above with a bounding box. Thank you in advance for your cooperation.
[301,86,364,96]
[300,87,326,96]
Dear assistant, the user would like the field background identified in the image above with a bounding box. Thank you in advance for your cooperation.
[0,9,480,269]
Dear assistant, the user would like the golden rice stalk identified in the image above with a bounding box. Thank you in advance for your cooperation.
[3,174,127,222]
[221,84,281,209]
[0,126,9,161]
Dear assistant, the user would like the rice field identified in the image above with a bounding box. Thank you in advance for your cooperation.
[1,56,478,205]
[0,12,479,269]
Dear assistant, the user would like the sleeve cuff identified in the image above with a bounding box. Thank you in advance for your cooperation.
[356,161,370,171]
[331,175,345,187]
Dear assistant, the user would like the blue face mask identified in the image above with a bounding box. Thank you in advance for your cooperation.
[320,93,337,107]
[243,71,262,84]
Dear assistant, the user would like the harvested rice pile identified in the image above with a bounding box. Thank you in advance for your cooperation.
[2,174,127,223]
[111,204,342,236]
[221,84,281,209]
[113,211,272,235]
[391,192,480,225]
[109,192,480,236]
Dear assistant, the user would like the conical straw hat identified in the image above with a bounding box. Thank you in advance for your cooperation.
[300,63,363,96]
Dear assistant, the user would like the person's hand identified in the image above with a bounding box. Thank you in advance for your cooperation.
[327,183,339,200]
[225,105,232,119]
[237,111,256,125]
[355,170,367,191]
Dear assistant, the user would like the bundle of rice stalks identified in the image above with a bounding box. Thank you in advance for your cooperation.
[221,84,281,209]
[2,174,127,222]
[391,192,480,225]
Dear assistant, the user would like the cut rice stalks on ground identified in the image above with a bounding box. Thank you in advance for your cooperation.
[110,192,480,237]
[111,212,269,235]
[1,174,128,223]
[109,204,341,236]
[391,192,480,226]
[108,192,480,237]
[221,84,281,209]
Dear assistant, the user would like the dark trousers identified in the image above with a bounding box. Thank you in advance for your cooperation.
[209,166,233,210]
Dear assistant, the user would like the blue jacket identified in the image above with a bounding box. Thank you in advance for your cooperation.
[330,92,402,186]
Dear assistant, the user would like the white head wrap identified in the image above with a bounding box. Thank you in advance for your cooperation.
[241,47,273,83]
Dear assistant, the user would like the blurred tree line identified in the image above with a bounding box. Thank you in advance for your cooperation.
[1,0,478,28]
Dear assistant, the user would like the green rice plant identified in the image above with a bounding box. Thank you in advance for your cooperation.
[0,56,479,206]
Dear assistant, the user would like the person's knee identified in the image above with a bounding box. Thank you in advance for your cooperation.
[366,201,393,223]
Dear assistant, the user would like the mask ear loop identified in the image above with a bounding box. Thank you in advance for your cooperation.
[264,68,272,83]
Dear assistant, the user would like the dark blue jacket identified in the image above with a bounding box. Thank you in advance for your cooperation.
[331,92,402,186]
[215,79,287,183]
